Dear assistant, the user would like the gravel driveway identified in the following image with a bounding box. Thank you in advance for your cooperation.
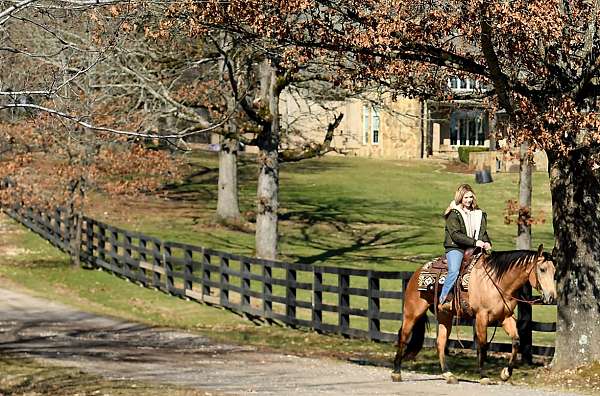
[0,287,580,396]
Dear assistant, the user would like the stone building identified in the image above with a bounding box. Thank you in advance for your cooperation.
[278,91,425,160]
[279,78,493,161]
[237,79,547,172]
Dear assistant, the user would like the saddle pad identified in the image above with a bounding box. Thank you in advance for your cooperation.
[417,258,473,292]
[417,270,447,291]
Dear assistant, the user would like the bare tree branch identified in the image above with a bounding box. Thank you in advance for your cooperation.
[0,102,230,138]
[279,112,344,162]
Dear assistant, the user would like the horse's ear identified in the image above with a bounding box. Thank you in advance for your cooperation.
[537,244,544,256]
[551,246,557,259]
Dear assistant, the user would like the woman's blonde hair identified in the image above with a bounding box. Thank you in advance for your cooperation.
[444,183,479,215]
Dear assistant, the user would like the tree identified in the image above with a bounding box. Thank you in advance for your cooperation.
[516,142,534,364]
[517,143,533,251]
[0,2,188,266]
[180,0,600,368]
[131,5,354,259]
[1,1,350,261]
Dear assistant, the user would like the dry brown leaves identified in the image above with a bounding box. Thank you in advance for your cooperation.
[0,114,187,211]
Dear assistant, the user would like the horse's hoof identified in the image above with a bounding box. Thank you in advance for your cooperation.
[500,367,511,381]
[479,377,496,385]
[446,375,459,384]
[391,372,402,382]
[442,372,458,384]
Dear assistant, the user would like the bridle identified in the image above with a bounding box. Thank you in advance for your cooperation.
[482,255,544,308]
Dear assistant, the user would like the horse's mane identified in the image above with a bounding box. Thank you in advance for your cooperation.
[485,250,540,279]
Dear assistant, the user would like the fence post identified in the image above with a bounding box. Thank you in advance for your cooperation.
[59,208,68,245]
[163,243,174,294]
[286,266,297,327]
[109,228,118,273]
[202,251,211,299]
[43,211,51,236]
[517,283,533,364]
[183,248,193,296]
[138,237,148,286]
[85,218,95,268]
[368,271,381,341]
[220,256,229,306]
[54,208,61,239]
[263,263,273,321]
[26,207,33,231]
[151,240,161,289]
[339,271,350,337]
[313,267,323,334]
[241,259,251,310]
[98,224,106,265]
[123,232,132,275]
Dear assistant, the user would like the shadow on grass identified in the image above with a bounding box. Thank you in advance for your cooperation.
[281,198,443,229]
[16,259,69,269]
[280,157,354,175]
[292,228,427,266]
[164,159,258,202]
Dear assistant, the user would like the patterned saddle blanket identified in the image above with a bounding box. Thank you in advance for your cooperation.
[417,248,480,292]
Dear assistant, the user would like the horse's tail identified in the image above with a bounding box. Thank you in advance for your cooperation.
[402,314,429,360]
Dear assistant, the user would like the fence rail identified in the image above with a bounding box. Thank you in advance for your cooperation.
[4,206,556,358]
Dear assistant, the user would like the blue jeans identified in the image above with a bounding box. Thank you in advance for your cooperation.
[440,249,463,302]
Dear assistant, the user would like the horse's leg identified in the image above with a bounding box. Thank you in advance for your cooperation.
[437,312,458,384]
[475,312,491,384]
[392,281,429,382]
[391,315,412,382]
[500,316,519,381]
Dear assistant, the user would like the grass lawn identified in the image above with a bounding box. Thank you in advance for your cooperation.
[2,152,587,393]
[84,152,556,344]
[87,152,555,269]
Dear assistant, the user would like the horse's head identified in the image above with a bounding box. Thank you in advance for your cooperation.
[529,244,557,304]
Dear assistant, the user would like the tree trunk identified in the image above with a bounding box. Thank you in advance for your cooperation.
[516,143,534,364]
[516,142,532,250]
[255,63,280,260]
[548,148,600,369]
[216,137,241,221]
[215,33,241,222]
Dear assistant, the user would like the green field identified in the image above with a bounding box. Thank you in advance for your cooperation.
[91,153,555,269]
[0,152,576,389]
[75,153,557,345]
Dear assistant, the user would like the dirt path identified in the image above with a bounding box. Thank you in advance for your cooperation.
[0,287,580,396]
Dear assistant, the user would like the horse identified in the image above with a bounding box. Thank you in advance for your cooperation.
[391,244,557,384]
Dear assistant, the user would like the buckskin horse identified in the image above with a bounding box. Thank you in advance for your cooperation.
[391,245,557,384]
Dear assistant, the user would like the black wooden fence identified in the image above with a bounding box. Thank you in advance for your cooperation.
[4,205,557,358]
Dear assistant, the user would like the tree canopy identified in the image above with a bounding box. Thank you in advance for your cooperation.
[2,0,600,369]
[170,0,600,368]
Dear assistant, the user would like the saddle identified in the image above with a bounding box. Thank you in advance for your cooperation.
[417,247,482,316]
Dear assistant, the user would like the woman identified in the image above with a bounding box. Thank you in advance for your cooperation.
[439,184,492,311]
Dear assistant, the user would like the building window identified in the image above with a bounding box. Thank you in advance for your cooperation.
[450,110,486,146]
[371,107,380,144]
[448,77,482,92]
[362,105,370,144]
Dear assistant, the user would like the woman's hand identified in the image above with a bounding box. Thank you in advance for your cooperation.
[483,242,492,251]
[475,240,486,248]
